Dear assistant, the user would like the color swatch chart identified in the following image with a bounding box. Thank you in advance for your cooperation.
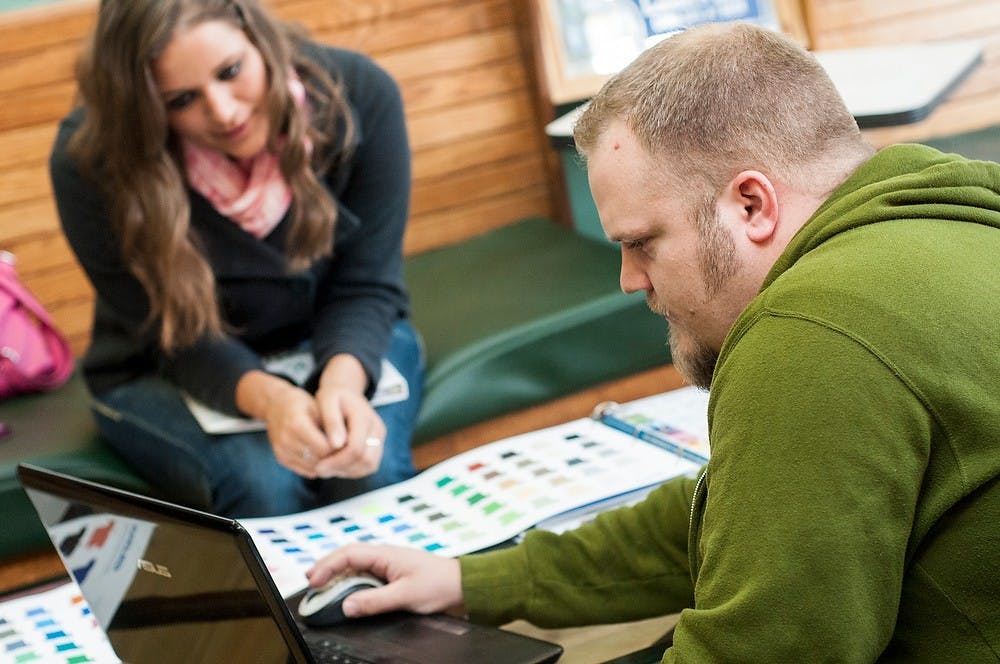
[600,386,712,463]
[244,416,703,597]
[0,580,119,663]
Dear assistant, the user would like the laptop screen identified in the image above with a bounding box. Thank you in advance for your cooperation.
[19,465,304,663]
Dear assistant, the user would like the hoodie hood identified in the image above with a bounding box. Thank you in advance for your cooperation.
[763,143,1000,292]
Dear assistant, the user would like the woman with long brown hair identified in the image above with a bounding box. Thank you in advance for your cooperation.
[50,0,423,517]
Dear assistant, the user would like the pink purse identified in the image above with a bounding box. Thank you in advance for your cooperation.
[0,250,75,399]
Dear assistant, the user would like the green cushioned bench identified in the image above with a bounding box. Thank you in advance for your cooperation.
[406,217,666,443]
[0,373,155,558]
[0,216,670,560]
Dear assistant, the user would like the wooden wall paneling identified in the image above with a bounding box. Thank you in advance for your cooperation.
[773,0,809,47]
[271,0,453,35]
[20,265,94,313]
[0,199,59,239]
[412,125,540,181]
[404,185,552,254]
[0,163,51,209]
[49,297,94,356]
[0,82,76,132]
[809,6,1000,50]
[410,153,546,217]
[376,28,523,82]
[402,59,528,115]
[1,230,80,278]
[804,0,985,41]
[306,0,515,56]
[0,43,78,97]
[0,0,95,58]
[407,90,536,152]
[0,124,57,173]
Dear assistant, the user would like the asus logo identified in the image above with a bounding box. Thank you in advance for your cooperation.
[136,559,172,578]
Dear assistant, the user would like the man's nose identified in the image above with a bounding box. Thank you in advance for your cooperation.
[619,250,652,294]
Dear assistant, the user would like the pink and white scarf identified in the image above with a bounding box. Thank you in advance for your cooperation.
[182,75,309,239]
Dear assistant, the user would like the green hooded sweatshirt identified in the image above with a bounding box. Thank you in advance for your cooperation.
[460,144,1000,662]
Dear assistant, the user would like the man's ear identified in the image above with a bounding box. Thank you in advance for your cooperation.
[722,170,779,244]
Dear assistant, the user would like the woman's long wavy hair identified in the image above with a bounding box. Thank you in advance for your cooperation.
[70,0,353,350]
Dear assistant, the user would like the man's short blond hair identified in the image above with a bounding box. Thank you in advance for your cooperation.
[574,22,873,197]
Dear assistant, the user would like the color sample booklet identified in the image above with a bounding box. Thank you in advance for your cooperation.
[241,385,710,597]
[0,579,120,664]
[595,389,712,464]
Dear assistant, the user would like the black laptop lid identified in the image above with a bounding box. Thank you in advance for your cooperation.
[17,464,309,663]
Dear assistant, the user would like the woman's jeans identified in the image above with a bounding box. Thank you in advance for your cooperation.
[91,320,424,518]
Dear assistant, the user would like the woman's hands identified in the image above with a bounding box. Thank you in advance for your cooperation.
[306,544,464,619]
[235,353,385,479]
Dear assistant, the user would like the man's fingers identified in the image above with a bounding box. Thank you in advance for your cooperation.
[341,583,410,618]
[307,544,382,587]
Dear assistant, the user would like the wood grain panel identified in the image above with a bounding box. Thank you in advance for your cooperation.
[1,230,80,278]
[412,124,541,181]
[303,0,514,57]
[402,58,528,114]
[410,153,545,216]
[271,0,452,35]
[0,0,95,58]
[804,0,985,39]
[20,269,93,317]
[0,163,51,209]
[407,91,535,152]
[0,124,56,172]
[49,297,94,356]
[813,15,1000,51]
[0,81,76,132]
[0,41,78,96]
[0,199,60,241]
[404,185,552,254]
[377,28,521,83]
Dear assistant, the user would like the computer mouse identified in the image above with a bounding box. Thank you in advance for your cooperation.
[297,573,385,627]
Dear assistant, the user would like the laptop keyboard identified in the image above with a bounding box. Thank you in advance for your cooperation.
[305,635,377,664]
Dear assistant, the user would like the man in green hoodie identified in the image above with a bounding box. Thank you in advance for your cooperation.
[306,22,1000,661]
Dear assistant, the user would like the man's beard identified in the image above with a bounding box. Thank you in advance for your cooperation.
[657,197,738,390]
[669,330,718,390]
[645,294,719,389]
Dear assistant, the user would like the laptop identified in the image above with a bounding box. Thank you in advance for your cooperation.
[17,464,563,664]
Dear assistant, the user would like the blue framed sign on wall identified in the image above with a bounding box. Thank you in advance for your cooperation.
[535,0,786,104]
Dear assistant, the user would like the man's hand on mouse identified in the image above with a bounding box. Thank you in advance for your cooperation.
[306,543,464,619]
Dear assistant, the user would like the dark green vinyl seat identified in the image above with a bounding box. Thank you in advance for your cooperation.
[0,372,154,557]
[406,217,668,443]
[0,216,671,560]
